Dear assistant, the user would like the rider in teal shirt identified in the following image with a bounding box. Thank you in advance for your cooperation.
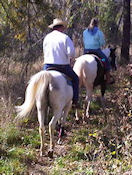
[83,18,112,84]
[83,26,105,50]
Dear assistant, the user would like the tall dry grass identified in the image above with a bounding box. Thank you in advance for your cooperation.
[0,56,43,127]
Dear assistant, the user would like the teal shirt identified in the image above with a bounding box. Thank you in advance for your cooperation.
[83,27,105,49]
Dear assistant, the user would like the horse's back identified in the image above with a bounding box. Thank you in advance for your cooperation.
[47,70,73,107]
[48,70,72,90]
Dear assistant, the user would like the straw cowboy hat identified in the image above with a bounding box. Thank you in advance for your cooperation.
[48,18,67,29]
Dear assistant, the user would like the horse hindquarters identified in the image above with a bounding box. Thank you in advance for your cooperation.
[15,71,52,156]
[50,82,72,151]
[45,72,72,157]
[34,71,53,156]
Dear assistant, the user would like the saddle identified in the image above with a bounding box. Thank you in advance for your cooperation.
[85,52,106,86]
[94,55,106,86]
[85,51,106,68]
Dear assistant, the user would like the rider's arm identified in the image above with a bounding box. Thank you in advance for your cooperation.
[66,36,75,59]
[98,30,105,48]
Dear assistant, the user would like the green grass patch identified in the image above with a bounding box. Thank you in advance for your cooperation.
[0,157,26,174]
[22,129,40,148]
[0,124,38,174]
[50,157,94,175]
[0,146,36,174]
[0,125,24,147]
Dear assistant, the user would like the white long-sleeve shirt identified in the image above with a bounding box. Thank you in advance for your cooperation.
[43,30,75,65]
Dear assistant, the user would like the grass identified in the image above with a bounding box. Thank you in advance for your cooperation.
[0,107,132,174]
[50,158,94,175]
[0,63,131,174]
[0,125,38,174]
[0,97,131,175]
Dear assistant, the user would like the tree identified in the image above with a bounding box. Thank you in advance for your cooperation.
[0,0,56,61]
[121,0,131,63]
[98,0,120,44]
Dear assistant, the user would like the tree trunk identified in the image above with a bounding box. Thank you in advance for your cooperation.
[121,0,131,64]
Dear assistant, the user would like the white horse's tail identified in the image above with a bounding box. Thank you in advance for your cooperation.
[15,71,52,120]
[74,58,87,87]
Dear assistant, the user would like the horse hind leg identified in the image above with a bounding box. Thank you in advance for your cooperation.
[36,100,46,156]
[60,101,72,128]
[75,88,84,123]
[85,86,93,118]
[100,82,106,107]
[57,101,72,144]
[85,97,91,118]
[48,109,62,158]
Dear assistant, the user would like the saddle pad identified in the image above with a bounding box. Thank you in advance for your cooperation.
[94,56,105,87]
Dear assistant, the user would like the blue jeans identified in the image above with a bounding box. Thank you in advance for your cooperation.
[43,64,79,103]
[84,48,111,71]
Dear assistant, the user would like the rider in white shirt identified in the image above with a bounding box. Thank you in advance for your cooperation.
[43,18,79,107]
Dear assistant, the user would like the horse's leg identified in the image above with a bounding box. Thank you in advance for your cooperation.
[45,106,50,125]
[75,87,84,123]
[60,102,72,129]
[85,86,93,118]
[36,100,46,156]
[75,109,80,122]
[100,81,106,107]
[57,101,72,144]
[48,109,62,158]
[85,96,91,118]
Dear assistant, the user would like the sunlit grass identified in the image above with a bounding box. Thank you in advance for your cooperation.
[0,124,38,174]
[50,157,94,175]
[0,157,26,174]
[0,145,36,174]
[0,65,131,174]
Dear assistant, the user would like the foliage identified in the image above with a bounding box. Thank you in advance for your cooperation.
[98,0,120,43]
[0,0,55,34]
[61,0,122,45]
[0,0,123,61]
[121,0,131,63]
[0,0,131,174]
[0,0,57,61]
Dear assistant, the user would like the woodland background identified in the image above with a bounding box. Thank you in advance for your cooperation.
[0,0,131,174]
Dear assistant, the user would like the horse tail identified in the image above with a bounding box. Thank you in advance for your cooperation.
[74,58,86,87]
[15,71,52,120]
[80,61,88,86]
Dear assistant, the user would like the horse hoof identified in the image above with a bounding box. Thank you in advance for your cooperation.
[83,116,90,124]
[57,138,62,145]
[75,119,80,124]
[48,149,53,158]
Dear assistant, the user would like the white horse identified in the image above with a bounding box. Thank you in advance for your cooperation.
[15,70,73,158]
[73,54,106,120]
[73,47,116,121]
